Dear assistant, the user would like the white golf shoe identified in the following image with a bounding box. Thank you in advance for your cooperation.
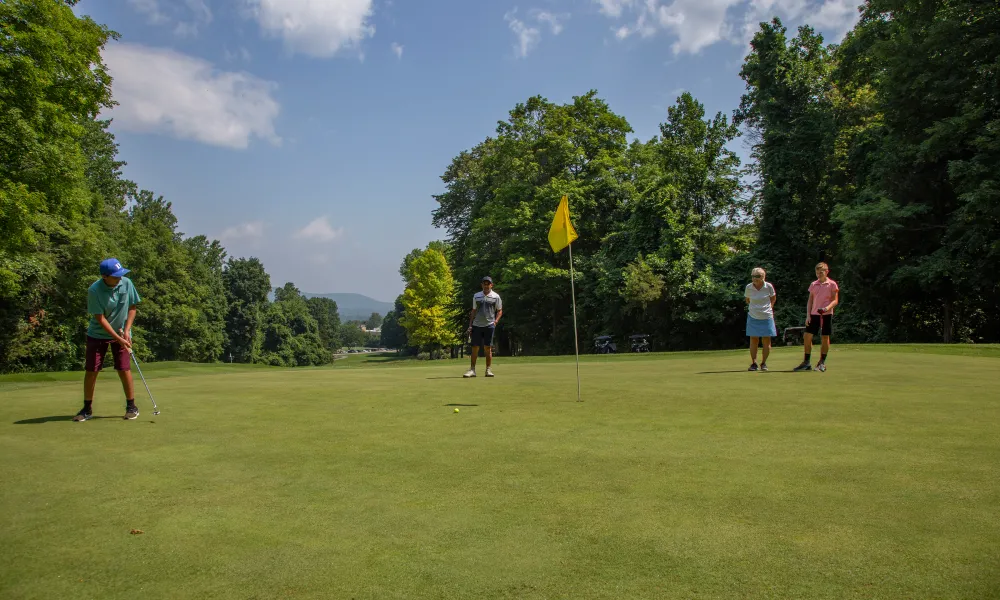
[463,369,476,378]
[485,367,494,377]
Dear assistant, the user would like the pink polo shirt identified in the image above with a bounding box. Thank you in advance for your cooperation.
[809,278,839,315]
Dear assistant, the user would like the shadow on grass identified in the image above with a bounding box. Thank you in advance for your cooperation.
[696,370,798,374]
[426,376,466,380]
[14,415,120,424]
[444,403,479,407]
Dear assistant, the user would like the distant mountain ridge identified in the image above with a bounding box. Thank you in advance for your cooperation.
[267,290,394,322]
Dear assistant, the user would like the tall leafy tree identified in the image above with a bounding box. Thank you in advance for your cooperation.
[0,0,116,371]
[260,283,329,366]
[379,295,409,350]
[223,257,271,363]
[831,0,1000,341]
[400,248,460,355]
[306,296,341,352]
[736,19,839,316]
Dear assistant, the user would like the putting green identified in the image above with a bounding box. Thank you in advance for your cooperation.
[1,346,998,599]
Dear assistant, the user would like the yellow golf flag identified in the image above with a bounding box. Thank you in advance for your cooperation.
[548,195,578,253]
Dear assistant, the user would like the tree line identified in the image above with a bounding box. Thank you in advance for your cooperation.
[401,0,998,355]
[4,1,997,372]
[0,0,376,372]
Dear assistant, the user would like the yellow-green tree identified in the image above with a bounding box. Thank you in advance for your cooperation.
[400,247,459,356]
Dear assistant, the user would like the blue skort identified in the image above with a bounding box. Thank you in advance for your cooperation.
[746,315,777,338]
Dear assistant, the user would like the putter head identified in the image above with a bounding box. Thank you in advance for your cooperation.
[153,410,160,415]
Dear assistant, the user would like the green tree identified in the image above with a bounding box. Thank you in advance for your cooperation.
[0,0,118,371]
[379,296,408,350]
[306,296,341,352]
[119,190,225,362]
[340,322,367,348]
[223,257,271,362]
[260,283,329,366]
[736,19,839,313]
[400,248,460,355]
[365,312,382,330]
[831,0,1000,342]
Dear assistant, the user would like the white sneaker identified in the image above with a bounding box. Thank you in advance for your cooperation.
[463,369,476,378]
[485,367,494,378]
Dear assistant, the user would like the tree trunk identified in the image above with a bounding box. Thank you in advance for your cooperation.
[943,300,953,343]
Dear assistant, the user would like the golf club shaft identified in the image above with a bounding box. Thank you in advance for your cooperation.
[129,349,158,412]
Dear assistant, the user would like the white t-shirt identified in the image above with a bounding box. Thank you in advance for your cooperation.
[745,282,776,320]
[472,290,502,327]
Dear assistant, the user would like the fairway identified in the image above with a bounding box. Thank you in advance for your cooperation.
[2,346,999,599]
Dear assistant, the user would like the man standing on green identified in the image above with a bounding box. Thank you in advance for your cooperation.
[463,276,502,378]
[74,258,142,421]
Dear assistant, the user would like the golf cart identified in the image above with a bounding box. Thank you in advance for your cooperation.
[594,335,617,354]
[783,326,806,346]
[629,334,651,353]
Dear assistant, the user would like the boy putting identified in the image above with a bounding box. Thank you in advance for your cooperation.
[74,258,142,421]
[794,262,839,372]
[463,276,502,378]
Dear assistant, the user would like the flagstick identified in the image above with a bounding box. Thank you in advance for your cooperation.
[568,241,581,402]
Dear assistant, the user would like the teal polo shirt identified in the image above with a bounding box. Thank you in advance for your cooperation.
[87,277,141,339]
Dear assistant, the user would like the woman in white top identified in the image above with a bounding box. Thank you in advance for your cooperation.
[745,267,776,371]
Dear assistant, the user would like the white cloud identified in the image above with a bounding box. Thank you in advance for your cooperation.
[220,221,264,241]
[811,0,862,35]
[296,216,344,242]
[533,10,567,35]
[246,0,375,58]
[505,11,542,59]
[102,43,281,149]
[596,0,633,17]
[390,42,403,59]
[224,46,253,62]
[128,0,212,36]
[505,8,568,58]
[599,0,862,53]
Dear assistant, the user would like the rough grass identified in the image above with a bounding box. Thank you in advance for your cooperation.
[1,345,998,599]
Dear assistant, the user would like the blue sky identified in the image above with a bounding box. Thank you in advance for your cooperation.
[76,0,860,302]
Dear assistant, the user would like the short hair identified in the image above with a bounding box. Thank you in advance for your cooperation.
[816,262,829,271]
[751,267,766,279]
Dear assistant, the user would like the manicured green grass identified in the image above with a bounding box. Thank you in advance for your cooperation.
[1,346,999,599]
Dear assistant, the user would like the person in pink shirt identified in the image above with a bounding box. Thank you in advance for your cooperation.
[794,262,840,372]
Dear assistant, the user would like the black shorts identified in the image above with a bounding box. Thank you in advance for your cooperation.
[470,326,495,347]
[806,314,833,336]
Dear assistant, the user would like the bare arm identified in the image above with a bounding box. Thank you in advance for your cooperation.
[467,309,476,332]
[96,314,132,348]
[824,290,840,313]
[124,306,137,336]
[805,292,814,324]
[494,309,503,326]
[770,294,776,310]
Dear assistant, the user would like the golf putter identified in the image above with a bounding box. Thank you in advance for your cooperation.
[128,349,160,415]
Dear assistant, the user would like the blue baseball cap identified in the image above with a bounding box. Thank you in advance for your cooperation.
[482,276,493,283]
[99,258,130,277]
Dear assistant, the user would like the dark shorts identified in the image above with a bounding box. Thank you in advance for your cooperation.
[85,336,131,372]
[806,314,833,337]
[470,325,495,347]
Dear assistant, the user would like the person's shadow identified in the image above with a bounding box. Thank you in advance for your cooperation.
[14,415,118,424]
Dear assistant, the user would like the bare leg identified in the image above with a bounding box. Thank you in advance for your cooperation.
[804,332,813,356]
[821,335,830,358]
[84,371,98,401]
[485,347,493,369]
[762,337,771,364]
[118,370,135,400]
[470,346,480,370]
[749,337,759,363]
